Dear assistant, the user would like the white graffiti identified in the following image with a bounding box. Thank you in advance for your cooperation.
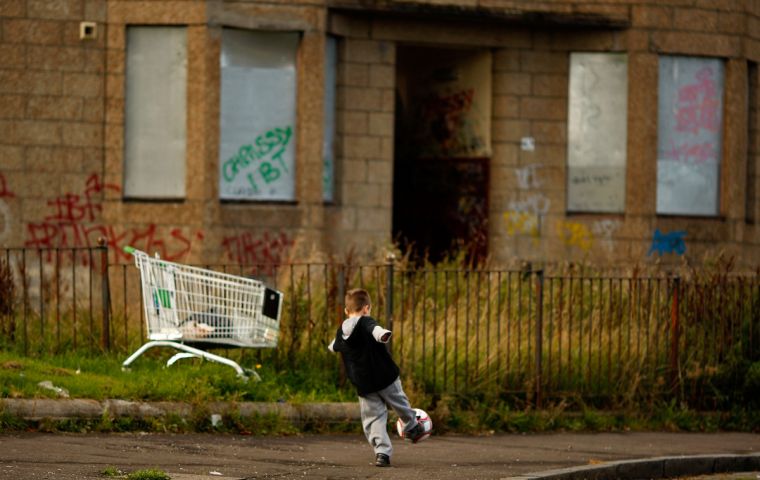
[508,194,550,217]
[514,164,542,190]
[504,194,551,238]
[591,219,621,252]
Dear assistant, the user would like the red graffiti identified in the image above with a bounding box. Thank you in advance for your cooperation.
[45,174,119,223]
[24,173,203,265]
[119,225,204,263]
[421,89,475,151]
[675,67,720,135]
[221,231,293,267]
[0,173,14,198]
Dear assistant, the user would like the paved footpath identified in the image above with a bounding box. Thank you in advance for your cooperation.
[0,431,758,479]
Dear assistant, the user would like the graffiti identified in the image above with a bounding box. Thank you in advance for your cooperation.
[508,194,550,217]
[569,172,613,186]
[46,174,119,223]
[503,211,539,239]
[323,155,334,202]
[418,89,484,156]
[591,219,621,252]
[503,194,550,240]
[0,173,14,198]
[664,140,716,165]
[25,173,203,264]
[665,65,722,165]
[222,126,293,188]
[675,67,720,135]
[514,164,542,190]
[221,231,294,266]
[557,221,593,252]
[648,229,687,256]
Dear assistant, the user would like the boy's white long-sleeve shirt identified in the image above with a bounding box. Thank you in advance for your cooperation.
[328,315,391,352]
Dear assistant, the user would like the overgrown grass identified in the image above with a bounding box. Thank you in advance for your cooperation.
[1,350,758,434]
[0,350,354,403]
[1,249,759,433]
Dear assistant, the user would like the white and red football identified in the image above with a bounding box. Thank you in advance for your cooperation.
[396,408,432,443]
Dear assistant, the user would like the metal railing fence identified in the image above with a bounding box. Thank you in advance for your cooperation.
[0,246,757,406]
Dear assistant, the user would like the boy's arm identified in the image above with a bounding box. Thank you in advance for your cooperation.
[363,316,392,344]
[328,329,341,352]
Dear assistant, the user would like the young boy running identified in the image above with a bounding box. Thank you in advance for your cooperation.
[328,288,425,467]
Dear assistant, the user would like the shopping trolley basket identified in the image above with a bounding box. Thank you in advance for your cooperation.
[122,246,283,380]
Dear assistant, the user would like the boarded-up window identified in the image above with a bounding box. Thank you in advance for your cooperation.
[657,56,724,216]
[219,29,298,201]
[323,36,337,203]
[124,26,187,198]
[567,53,628,213]
[748,62,758,224]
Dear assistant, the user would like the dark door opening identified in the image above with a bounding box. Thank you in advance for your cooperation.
[393,46,492,263]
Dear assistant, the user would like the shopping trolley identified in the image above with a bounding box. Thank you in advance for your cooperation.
[122,246,283,381]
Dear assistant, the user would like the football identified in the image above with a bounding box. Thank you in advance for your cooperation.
[396,408,433,443]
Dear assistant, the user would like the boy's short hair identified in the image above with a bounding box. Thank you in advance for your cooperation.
[345,288,371,313]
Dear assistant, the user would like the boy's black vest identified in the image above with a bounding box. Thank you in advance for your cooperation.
[332,316,400,396]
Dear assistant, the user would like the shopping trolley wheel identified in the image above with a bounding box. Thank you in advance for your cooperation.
[243,367,261,382]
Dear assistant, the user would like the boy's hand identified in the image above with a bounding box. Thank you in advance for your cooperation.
[380,332,391,343]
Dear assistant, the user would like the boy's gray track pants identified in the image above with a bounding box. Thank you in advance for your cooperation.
[359,377,418,458]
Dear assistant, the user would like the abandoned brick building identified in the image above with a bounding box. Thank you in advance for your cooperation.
[1,0,759,267]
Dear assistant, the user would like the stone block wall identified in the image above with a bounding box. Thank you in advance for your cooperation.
[0,0,106,252]
[1,0,759,268]
[327,33,396,258]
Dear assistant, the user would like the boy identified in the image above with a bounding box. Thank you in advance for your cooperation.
[328,288,425,467]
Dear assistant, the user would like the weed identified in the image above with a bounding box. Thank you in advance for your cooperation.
[126,469,170,480]
[100,465,122,477]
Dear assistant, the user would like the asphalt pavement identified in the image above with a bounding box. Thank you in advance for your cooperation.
[1,431,758,479]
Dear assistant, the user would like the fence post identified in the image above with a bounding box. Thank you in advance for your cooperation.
[535,269,544,408]
[336,265,346,385]
[385,253,395,353]
[98,238,110,351]
[669,276,680,393]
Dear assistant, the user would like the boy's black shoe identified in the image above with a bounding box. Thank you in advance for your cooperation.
[375,453,391,467]
[404,423,425,443]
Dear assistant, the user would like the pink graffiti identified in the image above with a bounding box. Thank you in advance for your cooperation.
[664,140,717,165]
[25,173,203,265]
[221,231,293,267]
[0,173,14,198]
[675,67,720,135]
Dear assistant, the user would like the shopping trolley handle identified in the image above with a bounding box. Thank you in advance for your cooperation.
[123,245,151,258]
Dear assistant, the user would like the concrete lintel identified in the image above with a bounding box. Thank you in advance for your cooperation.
[327,0,630,29]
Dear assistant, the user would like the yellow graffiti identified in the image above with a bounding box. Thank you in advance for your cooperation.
[503,211,539,239]
[557,221,593,252]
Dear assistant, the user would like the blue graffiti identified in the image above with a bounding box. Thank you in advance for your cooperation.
[648,229,687,256]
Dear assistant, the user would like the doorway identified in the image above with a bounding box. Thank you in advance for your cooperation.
[393,46,492,263]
